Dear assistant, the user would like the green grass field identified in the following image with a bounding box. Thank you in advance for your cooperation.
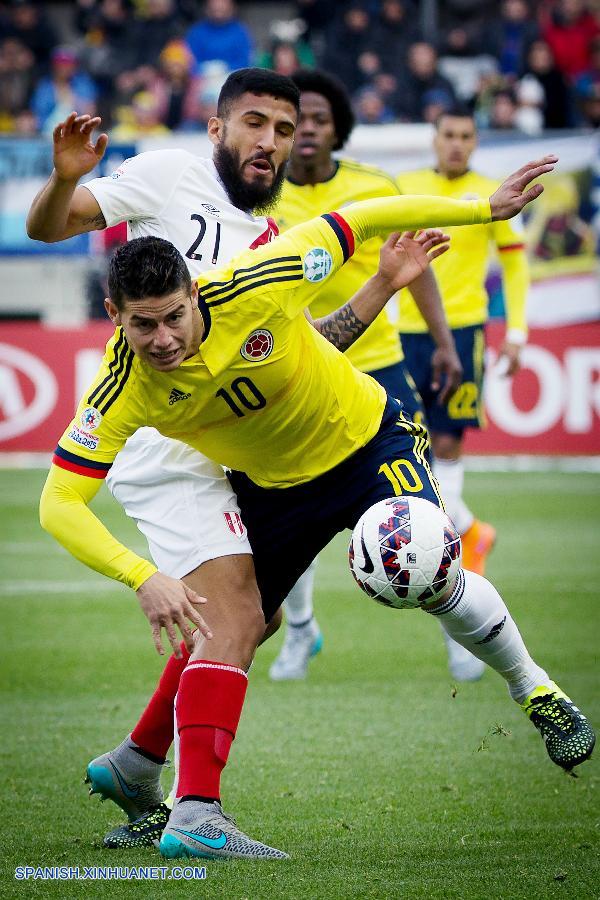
[1,469,598,899]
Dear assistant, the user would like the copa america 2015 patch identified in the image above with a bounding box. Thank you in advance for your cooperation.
[240,329,274,361]
[80,407,102,431]
[303,247,333,282]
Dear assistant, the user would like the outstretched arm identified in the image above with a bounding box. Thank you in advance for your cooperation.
[40,464,212,656]
[27,112,108,242]
[211,156,556,323]
[341,156,557,245]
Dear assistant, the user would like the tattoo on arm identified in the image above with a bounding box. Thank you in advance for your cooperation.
[313,303,367,352]
[81,212,106,229]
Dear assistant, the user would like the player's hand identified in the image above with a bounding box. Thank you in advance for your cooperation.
[489,155,557,221]
[136,572,212,657]
[52,112,108,182]
[377,229,451,290]
[497,339,522,377]
[431,345,463,405]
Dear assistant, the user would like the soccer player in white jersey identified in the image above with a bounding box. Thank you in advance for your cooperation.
[27,70,297,632]
[27,69,301,854]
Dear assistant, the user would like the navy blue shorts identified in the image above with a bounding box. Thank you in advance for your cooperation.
[369,360,425,424]
[400,325,485,437]
[229,396,443,621]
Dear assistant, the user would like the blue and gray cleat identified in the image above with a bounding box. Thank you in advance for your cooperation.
[85,735,164,821]
[160,799,288,860]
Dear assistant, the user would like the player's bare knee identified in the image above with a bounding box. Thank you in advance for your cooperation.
[431,432,462,460]
[237,601,267,644]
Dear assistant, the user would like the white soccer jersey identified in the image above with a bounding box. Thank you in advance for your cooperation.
[85,150,278,278]
[86,149,279,575]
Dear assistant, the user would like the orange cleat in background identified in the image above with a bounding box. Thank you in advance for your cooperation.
[461,519,497,576]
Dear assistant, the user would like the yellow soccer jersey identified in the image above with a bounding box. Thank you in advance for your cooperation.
[395,169,528,334]
[41,191,491,588]
[275,160,403,372]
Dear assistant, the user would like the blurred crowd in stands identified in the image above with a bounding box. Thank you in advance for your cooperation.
[0,0,599,138]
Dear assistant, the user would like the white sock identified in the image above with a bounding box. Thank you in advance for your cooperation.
[165,694,179,809]
[433,458,474,534]
[427,569,549,702]
[283,559,318,627]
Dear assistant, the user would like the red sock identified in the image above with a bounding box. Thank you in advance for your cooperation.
[131,640,190,760]
[176,660,248,800]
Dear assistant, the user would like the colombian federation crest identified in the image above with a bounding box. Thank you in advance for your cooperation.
[303,247,332,283]
[80,407,102,431]
[240,329,274,361]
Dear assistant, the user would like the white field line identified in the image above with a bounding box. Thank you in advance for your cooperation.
[0,541,149,555]
[0,541,58,553]
[0,453,51,468]
[462,456,600,473]
[0,579,125,595]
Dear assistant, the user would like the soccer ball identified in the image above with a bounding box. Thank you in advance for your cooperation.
[348,496,461,609]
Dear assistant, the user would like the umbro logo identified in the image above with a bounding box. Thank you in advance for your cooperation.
[169,388,191,405]
[475,616,507,644]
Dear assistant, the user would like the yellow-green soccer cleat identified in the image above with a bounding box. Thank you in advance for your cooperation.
[104,803,171,849]
[521,682,595,771]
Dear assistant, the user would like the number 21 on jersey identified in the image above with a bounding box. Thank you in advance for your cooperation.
[186,213,222,265]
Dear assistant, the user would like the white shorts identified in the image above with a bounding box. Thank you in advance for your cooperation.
[106,428,252,578]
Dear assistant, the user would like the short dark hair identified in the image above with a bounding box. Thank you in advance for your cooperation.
[108,237,192,310]
[291,68,355,150]
[435,105,476,129]
[217,67,300,119]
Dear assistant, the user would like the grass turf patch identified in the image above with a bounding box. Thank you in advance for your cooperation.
[0,471,598,898]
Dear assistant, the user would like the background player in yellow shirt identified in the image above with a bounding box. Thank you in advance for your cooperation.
[40,166,595,859]
[270,69,473,682]
[397,107,529,584]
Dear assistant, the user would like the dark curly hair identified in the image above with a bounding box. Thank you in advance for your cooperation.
[291,69,355,150]
[108,237,191,310]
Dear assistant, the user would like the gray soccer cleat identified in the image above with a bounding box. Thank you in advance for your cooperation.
[85,735,164,821]
[160,799,289,860]
[269,618,323,681]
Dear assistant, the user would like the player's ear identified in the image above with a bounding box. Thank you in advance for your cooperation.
[104,297,121,325]
[190,281,199,308]
[207,116,223,146]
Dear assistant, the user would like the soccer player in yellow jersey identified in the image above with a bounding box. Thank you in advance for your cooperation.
[40,161,596,860]
[270,69,471,682]
[397,107,529,586]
